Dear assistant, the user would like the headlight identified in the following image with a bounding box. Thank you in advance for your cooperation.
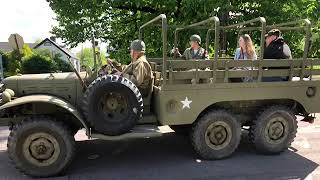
[0,89,15,104]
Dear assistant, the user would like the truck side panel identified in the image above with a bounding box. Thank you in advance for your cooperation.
[155,81,320,125]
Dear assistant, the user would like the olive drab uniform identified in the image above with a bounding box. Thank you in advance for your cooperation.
[182,47,208,60]
[122,55,153,96]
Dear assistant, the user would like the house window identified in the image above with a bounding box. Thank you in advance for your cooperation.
[44,41,51,46]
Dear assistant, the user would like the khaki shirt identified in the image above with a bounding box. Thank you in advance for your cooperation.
[122,55,152,95]
[183,47,208,60]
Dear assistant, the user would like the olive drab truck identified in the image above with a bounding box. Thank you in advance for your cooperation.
[0,14,318,177]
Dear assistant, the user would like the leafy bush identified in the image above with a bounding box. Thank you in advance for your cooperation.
[0,50,9,75]
[3,44,76,75]
[21,54,56,74]
[53,54,73,72]
[1,45,33,77]
[6,49,23,76]
[22,44,33,58]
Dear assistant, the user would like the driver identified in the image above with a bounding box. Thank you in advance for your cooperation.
[115,40,153,96]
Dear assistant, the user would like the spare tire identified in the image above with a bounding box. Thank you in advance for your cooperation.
[83,75,143,135]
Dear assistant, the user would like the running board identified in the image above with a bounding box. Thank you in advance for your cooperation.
[91,125,172,141]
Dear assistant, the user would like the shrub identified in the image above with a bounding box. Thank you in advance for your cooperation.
[5,49,23,76]
[53,54,73,72]
[21,54,56,74]
[4,44,76,75]
[0,50,9,74]
[22,44,33,58]
[33,48,51,57]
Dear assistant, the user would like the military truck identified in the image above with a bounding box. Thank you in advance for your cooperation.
[0,14,318,177]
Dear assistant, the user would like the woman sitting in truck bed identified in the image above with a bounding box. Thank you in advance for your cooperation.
[232,34,257,82]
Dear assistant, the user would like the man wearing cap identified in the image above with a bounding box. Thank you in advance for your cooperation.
[264,29,292,59]
[115,39,152,96]
[263,29,292,82]
[174,34,208,60]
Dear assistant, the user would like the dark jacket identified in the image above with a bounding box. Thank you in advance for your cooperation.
[262,37,292,82]
[264,37,292,59]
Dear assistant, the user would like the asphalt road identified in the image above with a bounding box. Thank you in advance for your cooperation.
[0,119,320,180]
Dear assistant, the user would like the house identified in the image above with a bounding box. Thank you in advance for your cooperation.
[34,38,80,71]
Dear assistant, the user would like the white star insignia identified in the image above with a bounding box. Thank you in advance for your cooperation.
[181,97,192,109]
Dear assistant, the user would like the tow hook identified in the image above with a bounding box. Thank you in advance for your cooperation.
[301,114,315,124]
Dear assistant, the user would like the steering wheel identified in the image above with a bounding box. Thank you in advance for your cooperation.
[98,59,121,76]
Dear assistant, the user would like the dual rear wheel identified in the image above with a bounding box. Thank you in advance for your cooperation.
[190,106,297,160]
[249,105,297,154]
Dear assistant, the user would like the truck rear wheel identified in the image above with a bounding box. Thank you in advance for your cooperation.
[83,75,143,135]
[191,110,241,160]
[249,105,297,154]
[7,116,75,178]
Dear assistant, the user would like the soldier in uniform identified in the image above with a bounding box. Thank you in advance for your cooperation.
[174,34,208,60]
[114,39,153,96]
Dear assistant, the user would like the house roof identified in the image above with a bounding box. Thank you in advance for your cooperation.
[34,38,78,59]
[0,42,36,52]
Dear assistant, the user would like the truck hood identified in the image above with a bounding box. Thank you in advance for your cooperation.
[3,72,86,97]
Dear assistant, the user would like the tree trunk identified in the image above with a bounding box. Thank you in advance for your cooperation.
[219,12,229,57]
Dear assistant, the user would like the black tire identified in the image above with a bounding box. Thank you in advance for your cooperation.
[191,110,241,160]
[169,125,191,135]
[7,116,75,178]
[249,105,297,154]
[83,75,143,135]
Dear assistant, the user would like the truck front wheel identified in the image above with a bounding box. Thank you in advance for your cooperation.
[191,110,241,160]
[249,105,297,154]
[7,116,76,178]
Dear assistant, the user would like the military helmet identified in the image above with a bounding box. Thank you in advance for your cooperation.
[190,34,201,44]
[130,39,146,52]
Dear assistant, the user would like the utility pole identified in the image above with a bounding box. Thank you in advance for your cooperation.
[80,44,84,66]
[0,54,3,80]
[91,32,97,74]
[97,44,102,66]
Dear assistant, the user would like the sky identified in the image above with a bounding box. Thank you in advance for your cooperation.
[0,0,56,43]
[0,0,103,54]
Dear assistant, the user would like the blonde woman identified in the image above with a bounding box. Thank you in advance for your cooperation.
[234,34,257,60]
[233,34,257,82]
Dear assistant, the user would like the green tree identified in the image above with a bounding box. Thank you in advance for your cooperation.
[76,47,106,68]
[48,0,319,62]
